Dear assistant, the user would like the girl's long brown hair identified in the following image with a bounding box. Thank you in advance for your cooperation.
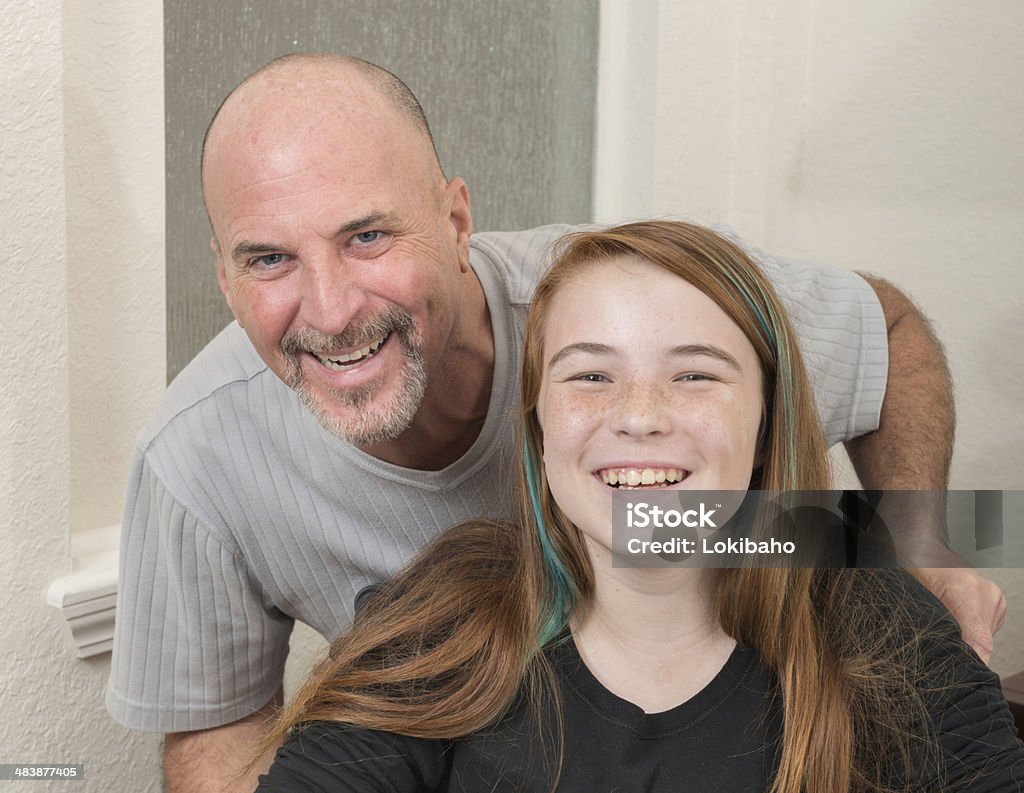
[259,222,925,792]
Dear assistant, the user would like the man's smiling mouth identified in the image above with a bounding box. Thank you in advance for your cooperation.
[313,333,389,371]
[598,467,690,488]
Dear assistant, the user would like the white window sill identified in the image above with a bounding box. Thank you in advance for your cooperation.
[47,524,119,658]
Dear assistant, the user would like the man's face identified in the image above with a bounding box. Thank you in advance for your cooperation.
[205,83,471,446]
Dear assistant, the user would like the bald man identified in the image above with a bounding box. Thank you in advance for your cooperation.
[107,54,1003,792]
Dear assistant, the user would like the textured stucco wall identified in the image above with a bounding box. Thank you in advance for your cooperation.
[642,0,1023,674]
[65,0,167,537]
[0,0,164,788]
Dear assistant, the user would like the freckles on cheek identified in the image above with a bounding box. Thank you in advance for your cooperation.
[542,391,601,434]
[538,389,602,470]
[686,397,753,445]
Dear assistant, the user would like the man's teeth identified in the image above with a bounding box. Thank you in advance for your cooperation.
[314,334,388,371]
[600,467,688,487]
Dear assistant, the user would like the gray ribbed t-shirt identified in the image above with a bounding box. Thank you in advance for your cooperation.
[106,225,887,732]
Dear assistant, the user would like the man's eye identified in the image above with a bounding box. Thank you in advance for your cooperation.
[251,253,286,269]
[354,230,382,244]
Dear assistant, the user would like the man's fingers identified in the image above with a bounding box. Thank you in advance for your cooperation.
[962,627,994,665]
[919,566,1006,665]
[992,588,1009,634]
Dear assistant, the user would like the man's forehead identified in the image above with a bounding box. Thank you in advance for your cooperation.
[211,156,413,243]
[208,118,410,215]
[207,135,438,256]
[209,76,391,160]
[205,74,429,198]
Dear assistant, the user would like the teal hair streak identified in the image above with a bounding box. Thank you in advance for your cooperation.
[523,437,577,645]
[717,267,799,487]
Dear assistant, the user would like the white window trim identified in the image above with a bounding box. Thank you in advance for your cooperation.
[47,525,119,658]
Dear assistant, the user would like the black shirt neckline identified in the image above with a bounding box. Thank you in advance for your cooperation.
[546,635,763,740]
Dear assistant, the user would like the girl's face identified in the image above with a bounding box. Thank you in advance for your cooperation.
[537,255,765,559]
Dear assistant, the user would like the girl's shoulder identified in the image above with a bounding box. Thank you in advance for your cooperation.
[257,721,451,792]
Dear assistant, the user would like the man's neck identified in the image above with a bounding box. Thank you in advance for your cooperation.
[360,267,495,470]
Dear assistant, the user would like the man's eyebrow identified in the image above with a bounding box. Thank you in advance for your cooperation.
[231,241,280,262]
[230,212,396,263]
[334,211,394,236]
[547,342,743,371]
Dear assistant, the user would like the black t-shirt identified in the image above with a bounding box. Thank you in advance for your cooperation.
[257,574,1024,792]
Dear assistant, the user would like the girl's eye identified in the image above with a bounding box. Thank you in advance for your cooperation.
[677,373,713,382]
[575,373,609,383]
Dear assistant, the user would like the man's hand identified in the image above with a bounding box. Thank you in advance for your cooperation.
[917,564,1008,665]
[164,690,282,793]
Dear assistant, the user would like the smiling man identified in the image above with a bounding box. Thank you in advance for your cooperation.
[106,54,1003,793]
[204,57,490,469]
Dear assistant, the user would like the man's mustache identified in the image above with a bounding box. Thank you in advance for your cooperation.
[280,308,416,358]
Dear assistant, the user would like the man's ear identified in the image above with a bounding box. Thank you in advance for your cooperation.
[212,236,236,318]
[445,177,473,273]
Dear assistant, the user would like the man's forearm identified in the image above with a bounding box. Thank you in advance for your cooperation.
[846,273,954,495]
[848,276,1006,663]
[164,691,282,793]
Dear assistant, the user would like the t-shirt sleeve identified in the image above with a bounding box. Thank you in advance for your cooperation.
[257,723,451,793]
[105,448,294,732]
[723,232,889,445]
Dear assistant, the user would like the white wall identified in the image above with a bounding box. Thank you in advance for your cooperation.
[598,0,1023,674]
[0,0,164,788]
[65,0,168,535]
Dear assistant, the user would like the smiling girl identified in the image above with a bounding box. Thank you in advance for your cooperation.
[255,222,1023,792]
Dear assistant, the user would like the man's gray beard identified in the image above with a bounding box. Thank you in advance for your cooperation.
[280,309,428,446]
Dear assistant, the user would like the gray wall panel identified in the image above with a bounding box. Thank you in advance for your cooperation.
[165,0,598,379]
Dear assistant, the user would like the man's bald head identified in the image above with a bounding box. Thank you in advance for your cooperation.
[202,53,476,452]
[201,54,442,209]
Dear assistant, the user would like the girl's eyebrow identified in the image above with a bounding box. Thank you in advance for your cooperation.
[668,344,742,371]
[548,342,742,372]
[547,342,614,369]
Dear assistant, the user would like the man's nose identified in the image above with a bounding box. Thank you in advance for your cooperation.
[298,252,368,335]
[610,381,672,437]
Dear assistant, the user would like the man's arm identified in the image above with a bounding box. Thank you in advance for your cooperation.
[164,690,282,793]
[846,275,953,491]
[847,275,1006,662]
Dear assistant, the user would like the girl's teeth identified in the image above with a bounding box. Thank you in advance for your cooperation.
[600,467,688,487]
